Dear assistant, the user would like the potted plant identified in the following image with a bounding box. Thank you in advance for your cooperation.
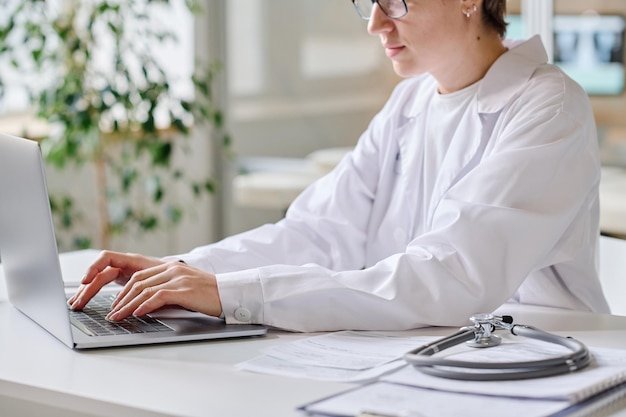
[0,0,229,250]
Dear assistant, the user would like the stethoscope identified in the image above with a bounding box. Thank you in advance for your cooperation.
[403,313,592,381]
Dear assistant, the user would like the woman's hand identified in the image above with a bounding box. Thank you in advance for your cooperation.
[67,250,222,320]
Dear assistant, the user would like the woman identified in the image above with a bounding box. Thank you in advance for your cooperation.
[69,0,609,331]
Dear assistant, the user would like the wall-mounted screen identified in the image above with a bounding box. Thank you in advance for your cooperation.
[505,13,625,96]
[553,14,625,95]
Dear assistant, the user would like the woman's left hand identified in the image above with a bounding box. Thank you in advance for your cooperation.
[104,260,223,321]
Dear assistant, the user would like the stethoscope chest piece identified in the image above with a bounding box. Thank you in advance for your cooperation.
[465,313,504,348]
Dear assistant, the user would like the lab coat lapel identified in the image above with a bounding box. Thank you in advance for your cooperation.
[398,83,487,236]
[394,107,484,237]
[392,113,427,238]
[427,109,485,226]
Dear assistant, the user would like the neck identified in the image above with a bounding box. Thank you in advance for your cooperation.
[436,34,508,95]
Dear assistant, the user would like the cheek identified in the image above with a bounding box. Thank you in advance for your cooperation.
[411,25,462,61]
[400,20,444,54]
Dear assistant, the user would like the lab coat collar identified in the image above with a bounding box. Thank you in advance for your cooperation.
[407,35,548,118]
[477,35,548,114]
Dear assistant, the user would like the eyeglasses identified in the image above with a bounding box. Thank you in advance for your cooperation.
[351,0,408,20]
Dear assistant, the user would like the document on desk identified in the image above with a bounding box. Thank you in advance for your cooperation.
[300,341,626,417]
[382,342,626,402]
[301,381,572,417]
[236,331,433,382]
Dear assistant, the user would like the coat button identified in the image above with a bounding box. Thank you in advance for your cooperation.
[234,307,252,322]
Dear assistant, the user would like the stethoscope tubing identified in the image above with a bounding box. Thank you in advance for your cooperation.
[404,324,591,381]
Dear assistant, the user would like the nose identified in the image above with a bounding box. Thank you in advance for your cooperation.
[367,3,394,36]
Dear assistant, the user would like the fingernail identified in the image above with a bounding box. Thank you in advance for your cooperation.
[106,311,118,321]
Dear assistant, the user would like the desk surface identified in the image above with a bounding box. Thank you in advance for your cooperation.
[1,251,626,417]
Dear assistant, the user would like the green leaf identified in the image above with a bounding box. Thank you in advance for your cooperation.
[167,206,183,224]
[222,134,232,148]
[150,141,172,166]
[212,111,224,128]
[121,168,138,192]
[139,216,158,231]
[204,180,216,194]
[73,236,92,250]
[173,118,188,134]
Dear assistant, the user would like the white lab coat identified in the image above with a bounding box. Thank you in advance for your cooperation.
[176,36,610,332]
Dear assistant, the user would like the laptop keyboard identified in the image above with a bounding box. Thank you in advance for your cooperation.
[68,294,174,336]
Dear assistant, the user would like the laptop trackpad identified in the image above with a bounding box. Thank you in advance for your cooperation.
[149,306,232,333]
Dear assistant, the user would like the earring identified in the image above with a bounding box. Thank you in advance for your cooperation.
[465,4,477,18]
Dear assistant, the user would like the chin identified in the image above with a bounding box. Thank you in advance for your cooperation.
[392,62,422,78]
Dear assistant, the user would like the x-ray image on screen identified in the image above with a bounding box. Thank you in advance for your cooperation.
[553,14,625,95]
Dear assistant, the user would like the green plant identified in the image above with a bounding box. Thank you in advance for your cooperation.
[0,0,230,250]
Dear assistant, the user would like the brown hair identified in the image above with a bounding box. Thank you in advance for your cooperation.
[481,0,508,38]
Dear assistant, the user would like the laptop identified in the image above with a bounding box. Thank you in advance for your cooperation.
[0,132,267,349]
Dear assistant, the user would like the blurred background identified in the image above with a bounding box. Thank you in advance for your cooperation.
[0,0,624,258]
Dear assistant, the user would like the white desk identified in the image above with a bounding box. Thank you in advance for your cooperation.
[2,252,626,417]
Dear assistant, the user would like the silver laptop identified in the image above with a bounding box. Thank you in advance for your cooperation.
[0,132,267,349]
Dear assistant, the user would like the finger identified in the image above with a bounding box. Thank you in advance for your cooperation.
[108,264,175,317]
[80,251,126,285]
[110,263,171,309]
[72,252,164,310]
[107,282,167,321]
[118,281,197,319]
[66,285,85,306]
[132,288,178,317]
[107,261,187,319]
[132,270,222,318]
[107,262,223,320]
[68,266,122,310]
[81,251,160,285]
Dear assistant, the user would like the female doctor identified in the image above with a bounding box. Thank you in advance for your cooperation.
[69,0,610,332]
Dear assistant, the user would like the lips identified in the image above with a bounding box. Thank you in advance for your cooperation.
[384,44,404,58]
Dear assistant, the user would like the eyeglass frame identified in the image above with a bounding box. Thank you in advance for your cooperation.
[351,0,409,20]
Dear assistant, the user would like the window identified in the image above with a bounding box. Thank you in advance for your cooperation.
[225,0,399,158]
[0,0,194,124]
